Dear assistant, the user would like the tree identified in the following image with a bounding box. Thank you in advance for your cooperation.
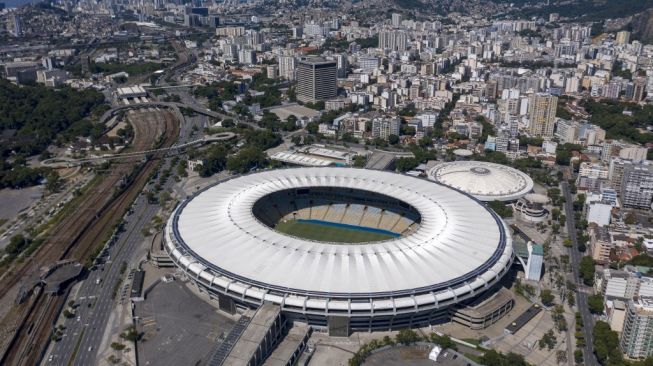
[395,157,419,172]
[487,201,513,218]
[45,170,61,193]
[353,155,366,168]
[555,350,567,364]
[588,294,604,314]
[574,349,583,364]
[6,234,30,256]
[540,289,555,307]
[227,146,267,173]
[579,256,595,286]
[110,342,126,351]
[592,321,623,365]
[395,329,419,345]
[479,350,529,366]
[429,333,457,350]
[388,134,400,145]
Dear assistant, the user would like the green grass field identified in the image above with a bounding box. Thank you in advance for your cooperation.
[274,220,395,243]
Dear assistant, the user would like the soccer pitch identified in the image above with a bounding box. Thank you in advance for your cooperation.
[274,219,397,243]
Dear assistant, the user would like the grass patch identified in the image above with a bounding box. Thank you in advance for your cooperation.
[274,220,396,243]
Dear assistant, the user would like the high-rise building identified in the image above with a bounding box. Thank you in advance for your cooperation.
[278,55,296,80]
[336,54,348,79]
[620,164,653,209]
[633,77,647,102]
[527,93,557,137]
[378,31,408,52]
[358,56,380,72]
[616,30,631,45]
[372,116,400,140]
[296,57,337,103]
[9,14,22,37]
[555,118,579,144]
[238,49,256,65]
[603,80,622,100]
[391,13,402,28]
[621,297,653,359]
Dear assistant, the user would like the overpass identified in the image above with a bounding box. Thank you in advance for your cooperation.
[100,100,261,130]
[41,132,236,168]
[99,101,224,124]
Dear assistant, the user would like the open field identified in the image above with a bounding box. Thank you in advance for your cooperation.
[274,219,397,243]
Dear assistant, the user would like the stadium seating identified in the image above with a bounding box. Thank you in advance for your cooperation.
[253,188,422,236]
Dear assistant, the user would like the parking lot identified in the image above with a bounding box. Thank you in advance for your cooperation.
[135,280,236,366]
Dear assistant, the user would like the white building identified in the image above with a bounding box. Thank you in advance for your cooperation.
[587,202,612,227]
[525,242,543,281]
[621,297,653,359]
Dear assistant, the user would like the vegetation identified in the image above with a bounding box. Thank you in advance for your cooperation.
[540,289,555,307]
[538,329,556,350]
[506,0,653,23]
[582,99,653,145]
[349,330,458,366]
[0,80,105,188]
[593,321,623,365]
[628,254,653,267]
[579,256,595,286]
[395,157,419,172]
[487,201,513,218]
[588,294,604,314]
[91,61,162,76]
[479,349,530,366]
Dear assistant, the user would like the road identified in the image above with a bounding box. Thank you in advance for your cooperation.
[561,180,598,366]
[48,191,159,366]
[48,95,208,366]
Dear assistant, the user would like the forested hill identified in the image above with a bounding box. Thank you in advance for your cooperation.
[0,79,106,157]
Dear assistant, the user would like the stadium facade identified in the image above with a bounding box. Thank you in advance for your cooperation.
[164,167,514,332]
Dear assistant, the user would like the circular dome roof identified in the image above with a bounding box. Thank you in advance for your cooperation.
[428,161,534,201]
[453,149,473,157]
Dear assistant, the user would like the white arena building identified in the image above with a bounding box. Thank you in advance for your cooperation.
[428,161,534,202]
[164,167,514,332]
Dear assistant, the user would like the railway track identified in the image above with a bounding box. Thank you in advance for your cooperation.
[0,109,180,366]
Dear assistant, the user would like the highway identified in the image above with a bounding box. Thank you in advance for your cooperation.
[47,85,209,365]
[48,192,159,366]
[561,180,598,366]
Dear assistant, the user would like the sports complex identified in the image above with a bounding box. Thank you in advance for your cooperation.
[164,167,514,332]
[428,161,534,202]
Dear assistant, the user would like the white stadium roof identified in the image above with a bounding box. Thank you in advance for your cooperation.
[428,161,534,202]
[168,167,512,297]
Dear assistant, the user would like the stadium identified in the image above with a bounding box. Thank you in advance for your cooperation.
[164,167,514,332]
[428,161,534,202]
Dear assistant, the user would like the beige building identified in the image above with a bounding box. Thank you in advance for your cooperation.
[590,226,612,264]
[527,93,558,137]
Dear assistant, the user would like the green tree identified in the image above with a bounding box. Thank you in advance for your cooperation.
[487,201,513,218]
[579,256,595,286]
[592,321,623,365]
[395,157,419,172]
[588,294,604,314]
[540,289,555,307]
[226,146,267,173]
[395,329,419,345]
